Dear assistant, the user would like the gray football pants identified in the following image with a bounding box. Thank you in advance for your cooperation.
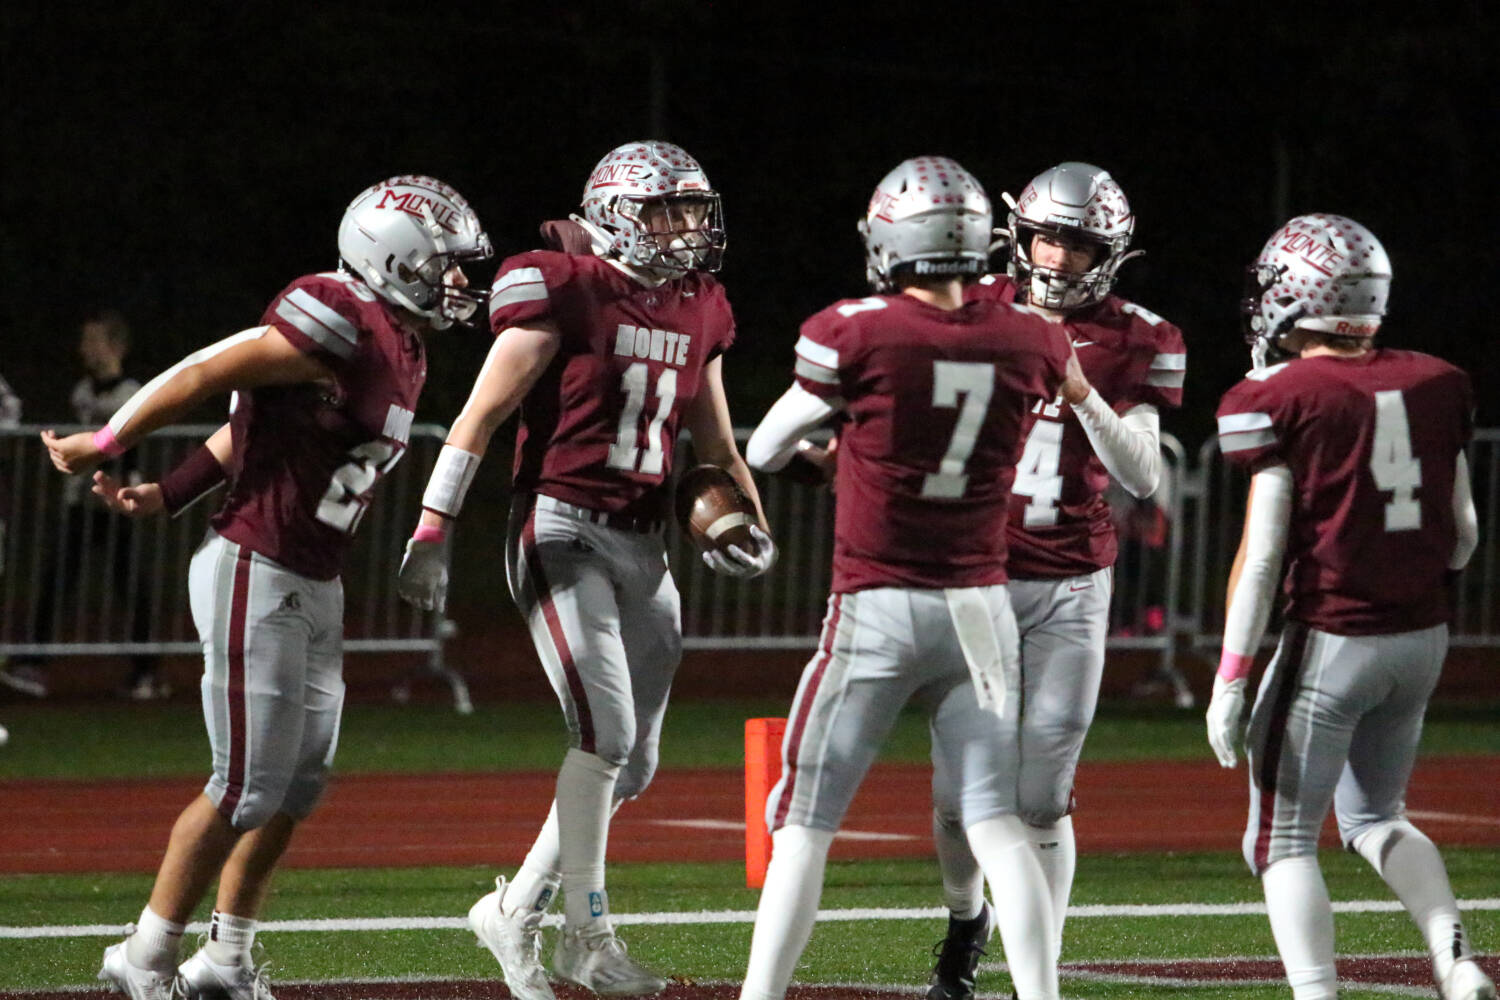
[505,497,681,800]
[768,585,1022,833]
[932,567,1111,828]
[189,531,345,830]
[1242,621,1448,874]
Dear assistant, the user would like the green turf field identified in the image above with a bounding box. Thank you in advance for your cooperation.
[2,698,1496,996]
[3,852,1497,996]
[2,697,1495,779]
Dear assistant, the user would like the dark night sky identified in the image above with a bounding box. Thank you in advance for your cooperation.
[3,3,1496,443]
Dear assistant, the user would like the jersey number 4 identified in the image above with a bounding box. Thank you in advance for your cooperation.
[607,363,678,475]
[1371,389,1422,531]
[921,361,995,499]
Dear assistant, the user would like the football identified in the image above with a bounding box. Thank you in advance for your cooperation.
[675,464,760,556]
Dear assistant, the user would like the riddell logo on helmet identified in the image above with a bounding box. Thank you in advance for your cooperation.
[376,190,461,234]
[1277,231,1345,277]
[914,260,974,275]
[1334,320,1378,335]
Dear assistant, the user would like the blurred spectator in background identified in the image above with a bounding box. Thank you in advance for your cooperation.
[0,311,167,700]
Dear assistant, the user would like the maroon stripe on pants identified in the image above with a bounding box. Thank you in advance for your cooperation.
[772,594,844,830]
[522,508,596,754]
[1253,622,1310,872]
[217,547,254,822]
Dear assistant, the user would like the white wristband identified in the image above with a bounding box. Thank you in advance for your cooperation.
[421,444,481,518]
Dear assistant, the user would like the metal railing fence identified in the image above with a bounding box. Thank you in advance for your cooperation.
[3,426,1496,685]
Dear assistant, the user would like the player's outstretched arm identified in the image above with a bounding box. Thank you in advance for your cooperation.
[92,424,233,519]
[1208,466,1293,767]
[399,322,561,612]
[682,356,777,578]
[41,327,329,476]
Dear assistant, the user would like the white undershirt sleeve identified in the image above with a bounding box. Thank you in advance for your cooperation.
[745,383,840,472]
[1071,391,1161,498]
[1222,465,1293,666]
[1451,451,1478,571]
[106,327,271,436]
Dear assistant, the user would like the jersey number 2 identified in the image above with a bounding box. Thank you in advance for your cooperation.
[607,363,678,474]
[317,440,404,534]
[921,361,995,499]
[1371,389,1421,531]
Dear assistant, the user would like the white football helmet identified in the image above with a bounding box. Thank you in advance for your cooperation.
[858,156,992,292]
[579,141,726,274]
[337,175,492,328]
[1006,162,1137,311]
[1242,213,1391,364]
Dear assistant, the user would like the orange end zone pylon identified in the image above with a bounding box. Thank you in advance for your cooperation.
[744,717,787,889]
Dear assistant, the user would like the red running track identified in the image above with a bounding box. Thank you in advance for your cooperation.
[1,758,1495,874]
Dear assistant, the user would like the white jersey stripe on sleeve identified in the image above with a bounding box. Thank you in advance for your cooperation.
[276,297,356,360]
[1220,428,1277,453]
[1150,352,1187,371]
[794,357,840,385]
[109,327,270,434]
[283,289,359,348]
[1145,370,1185,388]
[489,267,548,315]
[1217,412,1273,434]
[794,335,838,370]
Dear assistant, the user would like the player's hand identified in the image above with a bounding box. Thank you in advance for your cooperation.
[702,524,777,579]
[40,429,106,475]
[1206,674,1247,768]
[398,537,449,613]
[92,472,165,518]
[1061,341,1092,405]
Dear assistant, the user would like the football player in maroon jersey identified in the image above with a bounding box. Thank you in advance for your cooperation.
[397,141,773,1000]
[42,176,491,1000]
[1209,214,1490,1000]
[921,162,1186,998]
[738,157,1070,1000]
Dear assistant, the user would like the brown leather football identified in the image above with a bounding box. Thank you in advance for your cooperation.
[675,464,760,556]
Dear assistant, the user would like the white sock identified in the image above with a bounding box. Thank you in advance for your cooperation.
[1262,856,1338,1000]
[739,825,834,1000]
[966,815,1058,1000]
[1026,816,1075,961]
[502,801,563,919]
[203,910,255,965]
[932,807,984,919]
[126,905,184,973]
[1351,818,1475,981]
[556,748,620,931]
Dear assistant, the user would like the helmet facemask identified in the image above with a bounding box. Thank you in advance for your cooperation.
[1011,222,1134,311]
[613,192,726,274]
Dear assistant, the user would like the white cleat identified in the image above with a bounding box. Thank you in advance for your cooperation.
[99,941,182,1000]
[553,927,667,996]
[1441,958,1497,1000]
[178,946,274,1000]
[469,877,556,1000]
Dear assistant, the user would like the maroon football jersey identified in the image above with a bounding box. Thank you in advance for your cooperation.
[488,251,736,520]
[967,275,1186,578]
[794,292,1069,592]
[211,272,425,580]
[1216,349,1473,634]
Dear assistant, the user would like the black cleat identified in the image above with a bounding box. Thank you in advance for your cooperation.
[926,901,993,1000]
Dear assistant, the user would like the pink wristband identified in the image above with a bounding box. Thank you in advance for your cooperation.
[92,425,127,457]
[1217,650,1255,683]
[413,524,447,543]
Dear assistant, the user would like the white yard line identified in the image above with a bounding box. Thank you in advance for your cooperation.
[4,898,1497,940]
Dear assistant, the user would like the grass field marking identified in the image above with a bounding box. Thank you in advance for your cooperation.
[6,897,1497,940]
[1062,968,1433,997]
[1407,808,1500,827]
[650,818,918,842]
